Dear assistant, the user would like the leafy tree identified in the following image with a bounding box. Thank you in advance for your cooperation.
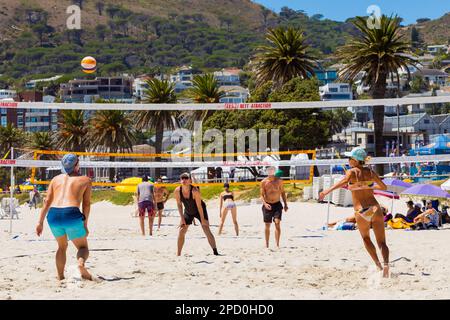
[88,110,136,182]
[410,74,428,93]
[132,79,178,177]
[95,24,108,41]
[184,74,225,126]
[0,123,25,156]
[54,110,88,152]
[253,27,317,89]
[95,1,105,15]
[337,15,419,173]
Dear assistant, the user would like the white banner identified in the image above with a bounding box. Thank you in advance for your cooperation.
[2,155,449,168]
[2,95,450,111]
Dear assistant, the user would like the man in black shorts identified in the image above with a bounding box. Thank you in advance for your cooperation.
[260,167,288,248]
[174,172,219,256]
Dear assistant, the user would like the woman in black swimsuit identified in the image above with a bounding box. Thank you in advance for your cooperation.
[218,183,239,236]
[174,172,219,256]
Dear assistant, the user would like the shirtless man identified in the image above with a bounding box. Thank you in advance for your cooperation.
[260,167,288,248]
[174,172,219,256]
[154,177,170,230]
[36,154,92,281]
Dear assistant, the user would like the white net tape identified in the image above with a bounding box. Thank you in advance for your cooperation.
[1,154,449,168]
[2,95,450,111]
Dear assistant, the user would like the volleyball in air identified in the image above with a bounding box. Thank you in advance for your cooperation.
[81,56,97,74]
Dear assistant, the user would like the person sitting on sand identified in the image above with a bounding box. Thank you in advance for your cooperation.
[174,172,219,256]
[319,147,390,278]
[260,167,288,248]
[136,175,157,236]
[35,154,92,281]
[327,216,356,228]
[395,201,421,223]
[154,177,170,231]
[218,182,239,236]
[412,200,439,230]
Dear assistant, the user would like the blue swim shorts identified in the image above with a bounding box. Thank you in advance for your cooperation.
[47,207,87,240]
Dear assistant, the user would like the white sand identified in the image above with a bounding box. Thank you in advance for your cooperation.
[1,196,449,300]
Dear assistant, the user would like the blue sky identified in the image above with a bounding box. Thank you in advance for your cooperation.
[255,0,450,25]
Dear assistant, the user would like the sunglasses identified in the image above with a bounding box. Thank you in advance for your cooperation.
[181,176,190,180]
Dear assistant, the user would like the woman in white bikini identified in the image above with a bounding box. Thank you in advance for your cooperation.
[218,183,239,236]
[320,147,390,278]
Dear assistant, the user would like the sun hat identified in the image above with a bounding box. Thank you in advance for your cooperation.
[61,154,78,175]
[344,147,367,162]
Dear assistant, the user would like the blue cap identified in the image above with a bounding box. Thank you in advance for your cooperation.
[61,153,78,175]
[344,147,367,162]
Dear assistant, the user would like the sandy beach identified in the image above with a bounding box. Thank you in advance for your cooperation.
[1,196,449,300]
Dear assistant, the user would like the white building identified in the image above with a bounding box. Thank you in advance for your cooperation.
[25,75,63,89]
[0,89,16,99]
[427,45,449,55]
[404,90,450,114]
[219,86,249,103]
[213,68,242,86]
[412,68,449,87]
[133,77,150,99]
[319,83,352,101]
[169,66,201,93]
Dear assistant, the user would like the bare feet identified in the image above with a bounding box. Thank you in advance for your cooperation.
[383,263,390,278]
[78,264,92,281]
[375,262,383,272]
[57,275,65,281]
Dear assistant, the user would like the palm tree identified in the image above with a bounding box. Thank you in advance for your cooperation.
[54,110,88,152]
[28,131,55,180]
[133,78,178,178]
[88,110,136,182]
[184,73,225,127]
[0,123,25,156]
[253,26,317,89]
[337,15,419,173]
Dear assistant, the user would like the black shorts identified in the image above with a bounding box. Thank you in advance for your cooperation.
[184,209,209,225]
[262,201,283,223]
[156,202,164,210]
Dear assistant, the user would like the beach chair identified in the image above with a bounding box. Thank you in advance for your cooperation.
[1,198,20,219]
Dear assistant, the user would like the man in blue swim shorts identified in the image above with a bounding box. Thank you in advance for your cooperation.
[36,153,93,281]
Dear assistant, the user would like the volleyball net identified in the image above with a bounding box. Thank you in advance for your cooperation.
[2,95,450,190]
[15,148,316,187]
[2,150,450,190]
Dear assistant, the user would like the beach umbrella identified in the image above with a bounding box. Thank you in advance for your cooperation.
[374,189,400,214]
[374,190,400,199]
[441,179,450,191]
[114,177,143,193]
[400,184,450,200]
[382,178,412,194]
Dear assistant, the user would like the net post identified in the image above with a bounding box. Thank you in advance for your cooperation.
[9,147,14,234]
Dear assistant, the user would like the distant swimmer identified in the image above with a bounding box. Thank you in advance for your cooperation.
[320,147,390,278]
[218,183,239,236]
[174,172,219,256]
[36,154,92,281]
[154,177,170,231]
[260,167,288,248]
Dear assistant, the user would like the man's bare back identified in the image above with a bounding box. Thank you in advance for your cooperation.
[49,174,91,208]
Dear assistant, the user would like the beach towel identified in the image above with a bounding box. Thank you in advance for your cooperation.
[336,222,356,230]
[387,217,414,229]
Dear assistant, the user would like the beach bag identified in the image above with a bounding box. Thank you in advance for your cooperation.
[388,217,414,229]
